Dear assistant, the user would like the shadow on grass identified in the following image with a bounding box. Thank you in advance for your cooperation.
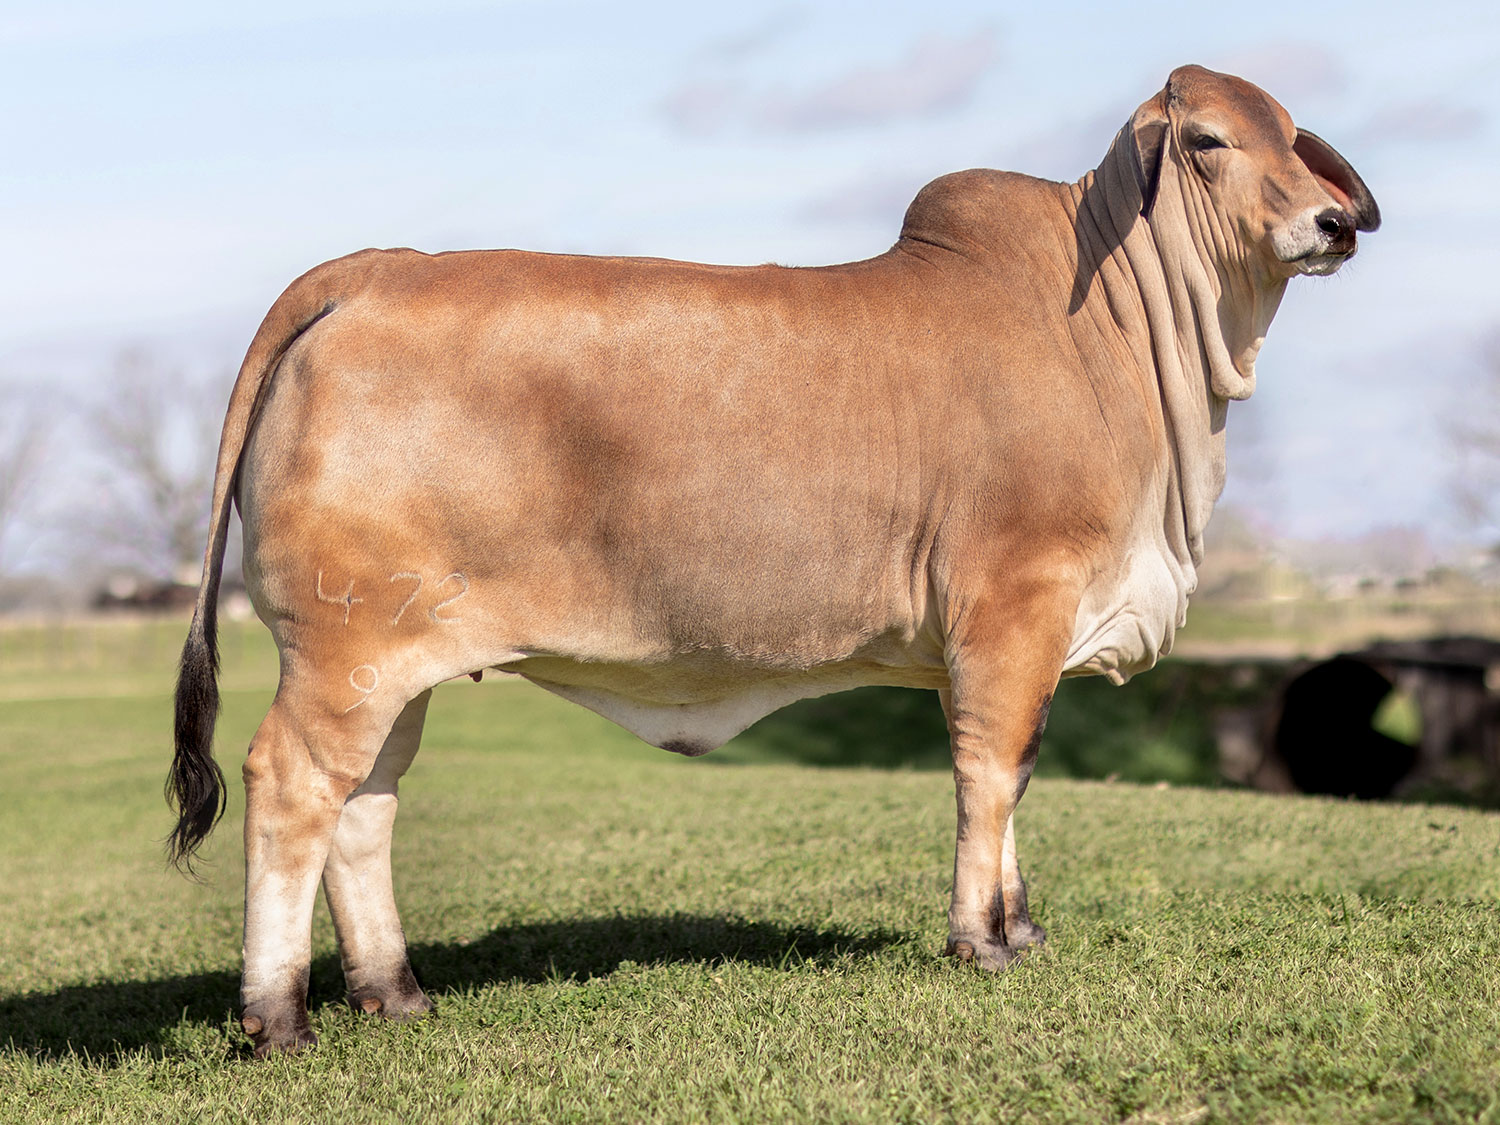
[0,913,904,1064]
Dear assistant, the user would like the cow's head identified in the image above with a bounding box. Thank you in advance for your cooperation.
[1130,64,1379,281]
[1116,64,1379,400]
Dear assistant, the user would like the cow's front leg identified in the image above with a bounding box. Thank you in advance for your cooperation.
[322,690,434,1020]
[939,692,1050,955]
[240,690,405,1057]
[998,810,1046,950]
[941,599,1068,971]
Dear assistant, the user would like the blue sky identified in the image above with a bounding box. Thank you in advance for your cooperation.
[3,0,1498,551]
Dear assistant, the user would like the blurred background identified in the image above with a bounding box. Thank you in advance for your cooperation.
[2,1,1497,800]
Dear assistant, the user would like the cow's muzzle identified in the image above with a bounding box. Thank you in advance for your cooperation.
[1313,208,1357,255]
[1284,207,1358,276]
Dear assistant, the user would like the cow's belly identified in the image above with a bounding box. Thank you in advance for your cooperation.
[502,647,948,754]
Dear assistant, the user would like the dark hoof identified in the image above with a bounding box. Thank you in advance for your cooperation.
[1006,920,1047,952]
[946,936,1017,972]
[347,975,434,1021]
[242,1010,317,1058]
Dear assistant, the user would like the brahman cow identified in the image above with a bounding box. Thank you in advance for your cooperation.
[169,64,1378,1056]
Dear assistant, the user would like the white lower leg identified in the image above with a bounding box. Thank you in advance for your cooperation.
[321,692,431,1015]
[240,783,343,1052]
[1000,813,1044,948]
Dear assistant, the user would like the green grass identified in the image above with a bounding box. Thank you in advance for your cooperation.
[2,622,1500,1122]
[0,616,279,700]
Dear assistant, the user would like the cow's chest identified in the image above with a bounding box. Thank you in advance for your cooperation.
[1063,532,1195,685]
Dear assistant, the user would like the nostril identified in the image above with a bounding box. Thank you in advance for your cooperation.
[1316,210,1348,238]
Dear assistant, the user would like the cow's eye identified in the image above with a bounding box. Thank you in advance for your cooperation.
[1191,133,1229,152]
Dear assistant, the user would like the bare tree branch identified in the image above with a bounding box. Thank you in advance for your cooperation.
[1448,331,1500,545]
[0,394,50,576]
[82,349,229,584]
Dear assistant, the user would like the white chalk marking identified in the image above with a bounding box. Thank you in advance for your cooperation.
[429,573,468,623]
[389,572,422,625]
[344,665,380,712]
[315,570,364,626]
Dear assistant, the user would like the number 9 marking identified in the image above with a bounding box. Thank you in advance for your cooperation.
[343,664,380,713]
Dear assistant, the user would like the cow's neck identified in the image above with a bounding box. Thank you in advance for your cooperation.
[1068,131,1285,575]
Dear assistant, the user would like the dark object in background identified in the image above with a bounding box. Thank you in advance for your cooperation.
[725,636,1500,807]
[92,579,198,613]
[1273,657,1416,798]
[1254,636,1500,803]
[1358,637,1500,778]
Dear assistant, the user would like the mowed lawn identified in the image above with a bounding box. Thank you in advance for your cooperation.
[2,624,1500,1123]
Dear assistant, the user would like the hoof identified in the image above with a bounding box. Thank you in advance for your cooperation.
[347,977,434,1022]
[242,1010,317,1058]
[1006,920,1047,952]
[946,936,1018,972]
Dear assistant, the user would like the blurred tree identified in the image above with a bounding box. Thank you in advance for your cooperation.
[83,349,230,584]
[0,394,49,576]
[1450,333,1500,546]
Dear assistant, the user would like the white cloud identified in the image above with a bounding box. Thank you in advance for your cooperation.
[659,27,1000,137]
[756,29,999,132]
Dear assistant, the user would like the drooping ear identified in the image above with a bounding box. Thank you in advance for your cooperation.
[1293,129,1381,232]
[1130,89,1170,218]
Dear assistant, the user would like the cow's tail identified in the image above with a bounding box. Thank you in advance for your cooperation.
[168,256,360,872]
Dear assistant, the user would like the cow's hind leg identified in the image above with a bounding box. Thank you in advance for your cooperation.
[239,686,416,1057]
[322,690,434,1020]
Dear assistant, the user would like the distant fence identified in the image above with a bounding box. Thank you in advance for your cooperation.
[1179,595,1500,661]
